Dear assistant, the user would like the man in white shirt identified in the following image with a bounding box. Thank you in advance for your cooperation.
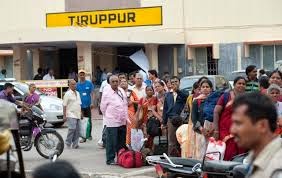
[43,68,55,80]
[63,79,82,149]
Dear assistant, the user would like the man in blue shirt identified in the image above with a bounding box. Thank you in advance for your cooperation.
[76,69,95,143]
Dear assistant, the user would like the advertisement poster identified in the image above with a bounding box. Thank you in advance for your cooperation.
[24,80,69,98]
[39,87,58,97]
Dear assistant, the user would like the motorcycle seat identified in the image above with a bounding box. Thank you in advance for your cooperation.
[157,157,201,175]
[167,157,201,167]
[203,160,242,173]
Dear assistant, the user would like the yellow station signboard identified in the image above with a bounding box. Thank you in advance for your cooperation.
[46,6,162,28]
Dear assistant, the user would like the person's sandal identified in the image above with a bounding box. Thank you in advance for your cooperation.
[80,139,86,143]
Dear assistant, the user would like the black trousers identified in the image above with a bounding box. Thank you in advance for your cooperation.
[105,125,126,164]
[82,107,92,137]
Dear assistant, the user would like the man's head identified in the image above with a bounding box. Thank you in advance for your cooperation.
[33,160,80,178]
[109,75,119,91]
[4,83,14,95]
[259,69,266,75]
[163,72,170,80]
[48,68,54,76]
[118,73,127,83]
[129,72,135,84]
[231,92,277,150]
[37,68,43,74]
[135,73,144,87]
[68,79,77,91]
[148,70,158,80]
[1,69,6,75]
[78,69,86,81]
[245,65,257,80]
[119,78,128,90]
[170,76,180,91]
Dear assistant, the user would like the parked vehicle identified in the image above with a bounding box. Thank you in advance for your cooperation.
[0,81,64,127]
[179,75,231,95]
[18,105,64,159]
[147,153,247,178]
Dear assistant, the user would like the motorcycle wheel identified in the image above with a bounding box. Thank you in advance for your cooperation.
[34,131,64,159]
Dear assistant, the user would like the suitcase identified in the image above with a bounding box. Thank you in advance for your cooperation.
[153,128,168,155]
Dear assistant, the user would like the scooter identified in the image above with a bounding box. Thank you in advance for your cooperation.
[146,152,248,178]
[18,105,64,159]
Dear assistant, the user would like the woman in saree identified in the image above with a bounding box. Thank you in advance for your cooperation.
[213,76,247,160]
[136,86,158,149]
[119,78,140,145]
[191,79,213,160]
[185,82,200,158]
[154,81,167,122]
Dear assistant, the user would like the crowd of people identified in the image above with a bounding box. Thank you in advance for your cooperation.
[1,64,282,177]
[97,65,282,177]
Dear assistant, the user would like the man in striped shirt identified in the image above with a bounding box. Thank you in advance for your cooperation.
[245,65,259,92]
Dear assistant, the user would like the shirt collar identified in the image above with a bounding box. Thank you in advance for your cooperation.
[109,87,120,94]
[250,136,281,170]
[133,84,146,89]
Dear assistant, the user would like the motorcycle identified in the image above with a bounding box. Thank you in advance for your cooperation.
[18,105,64,159]
[146,152,248,178]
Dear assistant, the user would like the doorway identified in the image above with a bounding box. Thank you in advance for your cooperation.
[58,48,77,79]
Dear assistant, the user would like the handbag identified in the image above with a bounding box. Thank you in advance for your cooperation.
[117,148,143,168]
[79,117,91,139]
[130,129,144,151]
[205,137,226,161]
[146,117,161,137]
[180,105,189,124]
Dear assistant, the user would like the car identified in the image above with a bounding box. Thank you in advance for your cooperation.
[179,75,232,95]
[0,81,64,127]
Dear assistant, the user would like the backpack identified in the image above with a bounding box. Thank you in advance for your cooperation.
[117,148,143,168]
[200,90,230,122]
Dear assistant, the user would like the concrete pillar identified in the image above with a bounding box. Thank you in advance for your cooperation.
[145,44,159,71]
[13,46,27,80]
[77,42,93,80]
[32,49,40,77]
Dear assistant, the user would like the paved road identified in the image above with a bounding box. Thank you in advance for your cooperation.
[22,110,156,177]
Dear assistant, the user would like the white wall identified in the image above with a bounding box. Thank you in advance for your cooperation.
[184,0,282,44]
[0,1,65,31]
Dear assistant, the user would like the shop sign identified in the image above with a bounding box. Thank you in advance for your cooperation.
[24,80,68,88]
[46,6,162,28]
[24,80,69,98]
